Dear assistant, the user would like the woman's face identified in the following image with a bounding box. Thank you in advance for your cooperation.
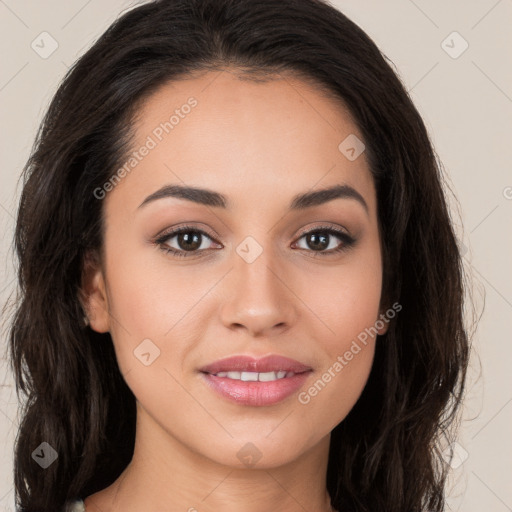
[85,69,388,469]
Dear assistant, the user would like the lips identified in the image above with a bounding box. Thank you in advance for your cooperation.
[199,354,312,375]
[199,355,313,406]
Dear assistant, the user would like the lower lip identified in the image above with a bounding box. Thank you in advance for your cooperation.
[201,371,312,406]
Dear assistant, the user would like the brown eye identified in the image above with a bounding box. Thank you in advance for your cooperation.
[156,226,220,258]
[174,231,203,251]
[294,226,356,255]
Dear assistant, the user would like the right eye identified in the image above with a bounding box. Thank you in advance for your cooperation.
[155,226,222,258]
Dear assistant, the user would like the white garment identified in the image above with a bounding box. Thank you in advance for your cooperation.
[67,499,86,511]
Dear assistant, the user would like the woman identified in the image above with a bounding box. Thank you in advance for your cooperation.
[7,0,471,511]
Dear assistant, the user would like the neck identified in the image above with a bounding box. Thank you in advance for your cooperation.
[85,404,336,512]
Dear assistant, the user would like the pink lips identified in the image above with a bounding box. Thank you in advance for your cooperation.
[199,355,313,406]
[200,354,312,374]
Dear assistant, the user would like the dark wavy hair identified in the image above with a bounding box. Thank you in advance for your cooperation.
[4,0,473,510]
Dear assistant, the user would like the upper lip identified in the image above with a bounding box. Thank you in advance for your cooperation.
[199,355,313,374]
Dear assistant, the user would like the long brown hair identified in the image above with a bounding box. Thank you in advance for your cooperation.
[5,0,473,510]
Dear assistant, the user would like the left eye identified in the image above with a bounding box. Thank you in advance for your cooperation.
[294,229,349,252]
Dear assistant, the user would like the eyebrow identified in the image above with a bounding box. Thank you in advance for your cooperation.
[138,183,369,214]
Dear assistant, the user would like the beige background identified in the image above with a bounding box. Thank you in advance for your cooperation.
[0,1,511,511]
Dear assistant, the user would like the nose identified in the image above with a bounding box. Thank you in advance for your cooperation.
[219,241,298,338]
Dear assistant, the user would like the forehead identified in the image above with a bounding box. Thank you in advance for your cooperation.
[107,68,376,217]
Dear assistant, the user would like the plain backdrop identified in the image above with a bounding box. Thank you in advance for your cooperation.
[0,1,511,511]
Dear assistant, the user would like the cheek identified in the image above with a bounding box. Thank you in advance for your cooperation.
[294,259,382,424]
[105,240,207,330]
[301,237,383,349]
[101,244,194,373]
[292,243,382,427]
[297,341,376,437]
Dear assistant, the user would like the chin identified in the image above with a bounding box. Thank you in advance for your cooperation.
[200,429,322,470]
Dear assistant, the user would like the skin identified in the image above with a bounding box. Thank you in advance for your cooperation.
[82,68,388,512]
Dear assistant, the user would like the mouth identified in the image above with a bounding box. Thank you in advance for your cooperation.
[199,354,313,406]
[210,370,298,381]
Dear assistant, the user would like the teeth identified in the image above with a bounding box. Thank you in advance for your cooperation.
[240,371,258,382]
[258,371,277,382]
[213,371,296,381]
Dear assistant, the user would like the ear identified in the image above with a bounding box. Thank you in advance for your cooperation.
[376,287,392,336]
[376,310,390,336]
[80,249,110,333]
[376,296,391,336]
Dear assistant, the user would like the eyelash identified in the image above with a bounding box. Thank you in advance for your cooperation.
[154,224,356,259]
